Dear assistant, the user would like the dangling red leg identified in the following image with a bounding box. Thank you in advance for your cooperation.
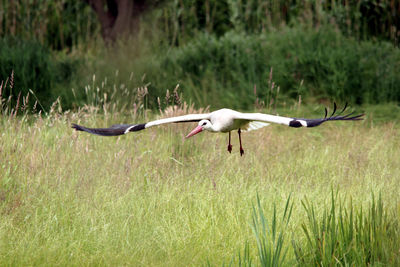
[238,129,244,156]
[227,131,232,153]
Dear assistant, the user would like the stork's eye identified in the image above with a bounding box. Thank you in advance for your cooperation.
[202,122,207,126]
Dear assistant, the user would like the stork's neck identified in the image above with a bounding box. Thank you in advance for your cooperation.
[206,122,223,132]
[204,122,219,132]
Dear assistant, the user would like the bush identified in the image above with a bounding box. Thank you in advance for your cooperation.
[0,1,99,50]
[143,27,400,109]
[151,0,400,47]
[0,38,79,109]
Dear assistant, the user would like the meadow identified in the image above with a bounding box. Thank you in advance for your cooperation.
[1,100,399,266]
[1,1,400,265]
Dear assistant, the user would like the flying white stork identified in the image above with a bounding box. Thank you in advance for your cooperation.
[72,103,363,156]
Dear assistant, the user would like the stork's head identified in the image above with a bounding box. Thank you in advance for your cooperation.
[186,120,212,138]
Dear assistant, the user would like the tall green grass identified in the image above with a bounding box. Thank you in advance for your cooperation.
[1,89,399,265]
[293,191,400,266]
[250,195,293,266]
[228,191,400,266]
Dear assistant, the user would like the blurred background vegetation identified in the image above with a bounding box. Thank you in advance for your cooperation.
[0,0,399,110]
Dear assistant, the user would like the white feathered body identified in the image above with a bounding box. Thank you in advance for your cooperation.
[209,109,269,132]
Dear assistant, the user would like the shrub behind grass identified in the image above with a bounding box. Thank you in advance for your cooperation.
[0,38,80,109]
[139,27,400,109]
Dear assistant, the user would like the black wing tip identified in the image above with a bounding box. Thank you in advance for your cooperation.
[325,102,364,120]
[340,102,348,114]
[299,103,364,128]
[71,123,108,136]
[71,123,114,136]
[344,113,365,120]
[71,123,147,136]
[71,123,84,131]
[330,102,337,117]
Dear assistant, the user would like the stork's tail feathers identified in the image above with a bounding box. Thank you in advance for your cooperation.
[243,121,270,132]
[289,103,364,128]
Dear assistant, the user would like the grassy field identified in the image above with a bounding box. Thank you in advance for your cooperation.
[2,1,400,265]
[1,104,400,266]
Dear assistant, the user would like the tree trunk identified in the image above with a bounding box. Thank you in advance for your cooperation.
[85,0,147,43]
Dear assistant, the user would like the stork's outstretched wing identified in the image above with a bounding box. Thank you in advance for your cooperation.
[236,103,364,128]
[71,113,211,136]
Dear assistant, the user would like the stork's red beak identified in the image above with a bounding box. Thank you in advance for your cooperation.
[186,125,203,138]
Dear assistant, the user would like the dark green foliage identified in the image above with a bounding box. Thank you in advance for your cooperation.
[150,32,268,109]
[0,38,79,109]
[143,27,400,109]
[0,0,99,50]
[153,0,400,47]
[2,0,400,110]
[1,0,399,48]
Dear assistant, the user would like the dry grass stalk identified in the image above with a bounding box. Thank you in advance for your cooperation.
[13,92,21,118]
